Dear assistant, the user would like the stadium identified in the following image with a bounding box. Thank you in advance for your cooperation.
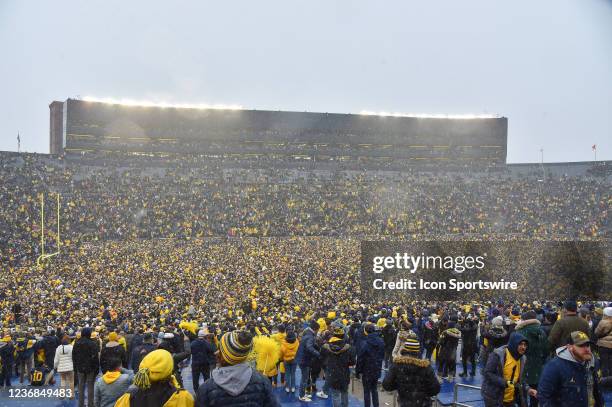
[0,97,610,406]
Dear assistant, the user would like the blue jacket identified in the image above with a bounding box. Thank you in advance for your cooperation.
[356,331,385,380]
[296,328,320,367]
[195,364,280,407]
[191,338,217,366]
[538,346,604,407]
[480,333,529,406]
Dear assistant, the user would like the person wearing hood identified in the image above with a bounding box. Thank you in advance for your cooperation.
[514,311,548,407]
[538,331,605,407]
[115,349,194,407]
[422,317,438,361]
[195,330,280,407]
[436,321,461,380]
[321,324,355,407]
[93,356,133,407]
[481,332,534,407]
[594,306,612,377]
[356,323,384,407]
[382,338,440,407]
[72,327,100,407]
[280,330,299,393]
[100,331,127,373]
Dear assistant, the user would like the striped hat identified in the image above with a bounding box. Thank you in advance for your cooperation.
[401,338,420,355]
[219,330,253,365]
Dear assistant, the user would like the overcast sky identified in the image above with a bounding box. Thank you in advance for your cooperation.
[1,0,611,163]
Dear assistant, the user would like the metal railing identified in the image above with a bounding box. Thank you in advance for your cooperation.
[452,383,482,407]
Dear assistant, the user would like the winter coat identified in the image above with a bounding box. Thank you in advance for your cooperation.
[0,341,15,366]
[458,320,478,355]
[41,334,59,366]
[93,368,134,407]
[381,324,397,353]
[437,328,461,362]
[382,354,440,407]
[515,319,548,385]
[548,314,590,350]
[280,340,299,362]
[191,338,216,367]
[99,341,127,373]
[594,316,612,349]
[422,321,438,350]
[195,363,280,407]
[53,344,74,373]
[72,336,100,374]
[537,346,604,407]
[480,333,529,407]
[296,327,320,367]
[356,331,385,380]
[320,338,355,391]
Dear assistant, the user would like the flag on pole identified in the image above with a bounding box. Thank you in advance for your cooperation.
[592,144,596,151]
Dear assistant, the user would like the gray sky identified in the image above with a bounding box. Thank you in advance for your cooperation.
[1,0,611,163]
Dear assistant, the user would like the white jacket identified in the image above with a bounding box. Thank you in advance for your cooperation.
[53,344,74,373]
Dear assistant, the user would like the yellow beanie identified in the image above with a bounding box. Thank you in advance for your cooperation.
[133,349,175,389]
[108,332,118,342]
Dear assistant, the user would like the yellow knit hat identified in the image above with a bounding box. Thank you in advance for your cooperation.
[108,332,118,342]
[133,349,176,390]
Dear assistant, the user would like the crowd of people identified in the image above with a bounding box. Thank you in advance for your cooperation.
[0,297,611,407]
[0,150,610,406]
[1,152,609,265]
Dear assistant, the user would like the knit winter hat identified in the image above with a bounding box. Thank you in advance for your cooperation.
[603,307,612,317]
[401,338,421,355]
[491,316,504,327]
[219,330,253,365]
[134,349,176,390]
[108,332,118,342]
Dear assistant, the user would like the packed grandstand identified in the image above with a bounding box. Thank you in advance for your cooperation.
[0,100,610,406]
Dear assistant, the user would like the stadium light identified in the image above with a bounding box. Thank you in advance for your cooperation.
[82,96,244,111]
[359,110,499,119]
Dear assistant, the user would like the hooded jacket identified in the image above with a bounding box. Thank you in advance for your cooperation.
[93,368,134,407]
[321,338,355,391]
[481,333,529,407]
[515,319,548,385]
[537,346,604,407]
[195,363,280,407]
[382,354,440,407]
